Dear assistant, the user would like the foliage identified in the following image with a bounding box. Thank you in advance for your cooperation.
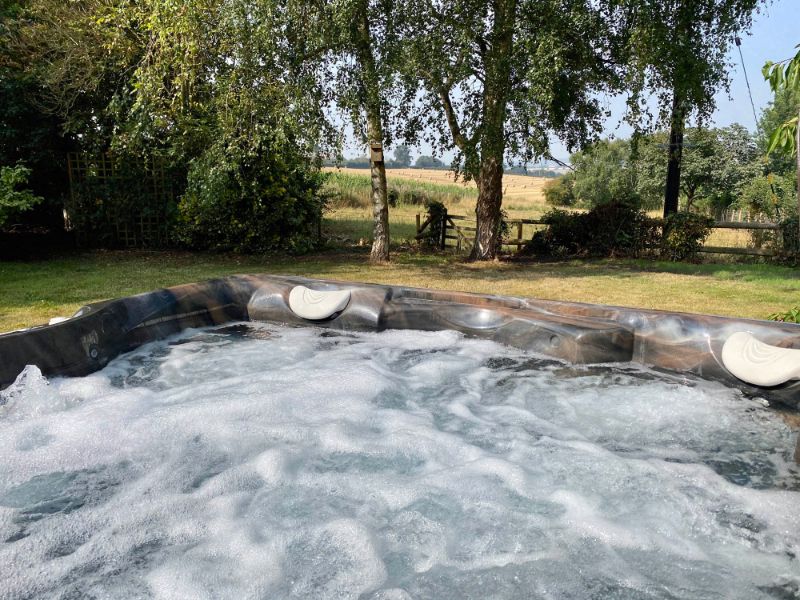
[177,139,325,254]
[0,164,43,228]
[543,174,576,207]
[565,126,760,213]
[0,2,73,223]
[570,140,640,207]
[324,171,475,209]
[736,173,797,220]
[763,44,800,157]
[757,86,800,174]
[660,212,714,262]
[779,216,800,256]
[528,205,712,262]
[10,0,141,153]
[768,306,800,323]
[414,155,445,169]
[422,199,447,248]
[392,145,412,167]
[65,155,179,248]
[525,204,660,258]
[398,0,632,258]
[12,0,330,252]
[624,1,760,129]
[734,174,797,251]
[635,126,759,211]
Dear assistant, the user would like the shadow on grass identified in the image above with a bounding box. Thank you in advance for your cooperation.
[385,254,800,285]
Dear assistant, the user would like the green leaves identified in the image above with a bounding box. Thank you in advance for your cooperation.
[763,44,800,157]
[766,117,799,157]
[768,306,800,323]
[0,164,43,228]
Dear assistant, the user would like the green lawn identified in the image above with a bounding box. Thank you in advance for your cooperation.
[2,247,799,332]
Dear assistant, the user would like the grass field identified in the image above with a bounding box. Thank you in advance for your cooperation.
[2,169,790,331]
[324,167,552,245]
[323,167,762,251]
[2,249,799,332]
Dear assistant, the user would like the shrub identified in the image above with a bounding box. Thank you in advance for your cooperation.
[660,212,714,262]
[768,307,800,323]
[779,216,800,256]
[177,140,325,254]
[524,203,659,258]
[525,209,587,256]
[0,164,43,229]
[420,199,447,248]
[737,173,796,221]
[584,203,660,256]
[543,174,576,207]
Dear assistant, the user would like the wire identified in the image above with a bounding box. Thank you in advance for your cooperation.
[736,34,779,213]
[735,36,760,127]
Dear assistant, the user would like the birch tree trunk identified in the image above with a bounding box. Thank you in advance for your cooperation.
[367,113,390,262]
[355,1,390,262]
[469,0,515,260]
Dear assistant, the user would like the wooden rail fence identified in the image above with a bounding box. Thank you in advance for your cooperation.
[416,213,782,257]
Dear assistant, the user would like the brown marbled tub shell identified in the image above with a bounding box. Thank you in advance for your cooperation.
[1,275,798,412]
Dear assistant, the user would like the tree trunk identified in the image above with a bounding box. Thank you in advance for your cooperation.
[355,2,390,262]
[472,156,504,259]
[470,0,516,260]
[663,91,685,218]
[367,114,390,262]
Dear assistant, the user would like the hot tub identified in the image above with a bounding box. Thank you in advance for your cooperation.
[1,276,798,598]
[2,275,799,409]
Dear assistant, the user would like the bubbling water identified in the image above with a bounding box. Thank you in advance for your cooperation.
[0,323,798,600]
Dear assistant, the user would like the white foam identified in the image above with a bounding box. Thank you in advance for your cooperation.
[0,323,798,599]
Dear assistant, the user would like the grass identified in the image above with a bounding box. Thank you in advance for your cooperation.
[3,170,791,330]
[2,248,799,332]
[323,167,552,244]
[323,168,761,251]
[324,170,478,208]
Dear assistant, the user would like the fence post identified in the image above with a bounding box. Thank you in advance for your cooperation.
[440,208,448,250]
[416,213,421,234]
[516,221,523,244]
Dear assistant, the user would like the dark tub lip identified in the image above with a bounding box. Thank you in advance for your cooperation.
[1,274,799,411]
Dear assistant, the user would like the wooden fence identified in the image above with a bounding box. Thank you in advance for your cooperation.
[416,212,782,257]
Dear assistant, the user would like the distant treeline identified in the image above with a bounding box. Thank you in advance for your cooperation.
[327,155,561,178]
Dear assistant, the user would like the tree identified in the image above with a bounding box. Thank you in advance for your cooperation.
[14,0,327,251]
[0,164,43,228]
[757,86,800,175]
[392,144,412,167]
[413,155,444,169]
[565,126,759,212]
[625,0,762,217]
[763,44,800,232]
[636,126,759,211]
[0,2,71,218]
[288,0,400,262]
[9,0,142,154]
[399,0,629,259]
[570,139,640,207]
[543,173,575,207]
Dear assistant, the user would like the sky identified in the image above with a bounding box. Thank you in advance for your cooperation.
[344,0,799,166]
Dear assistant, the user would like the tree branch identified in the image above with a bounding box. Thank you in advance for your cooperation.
[438,86,469,152]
